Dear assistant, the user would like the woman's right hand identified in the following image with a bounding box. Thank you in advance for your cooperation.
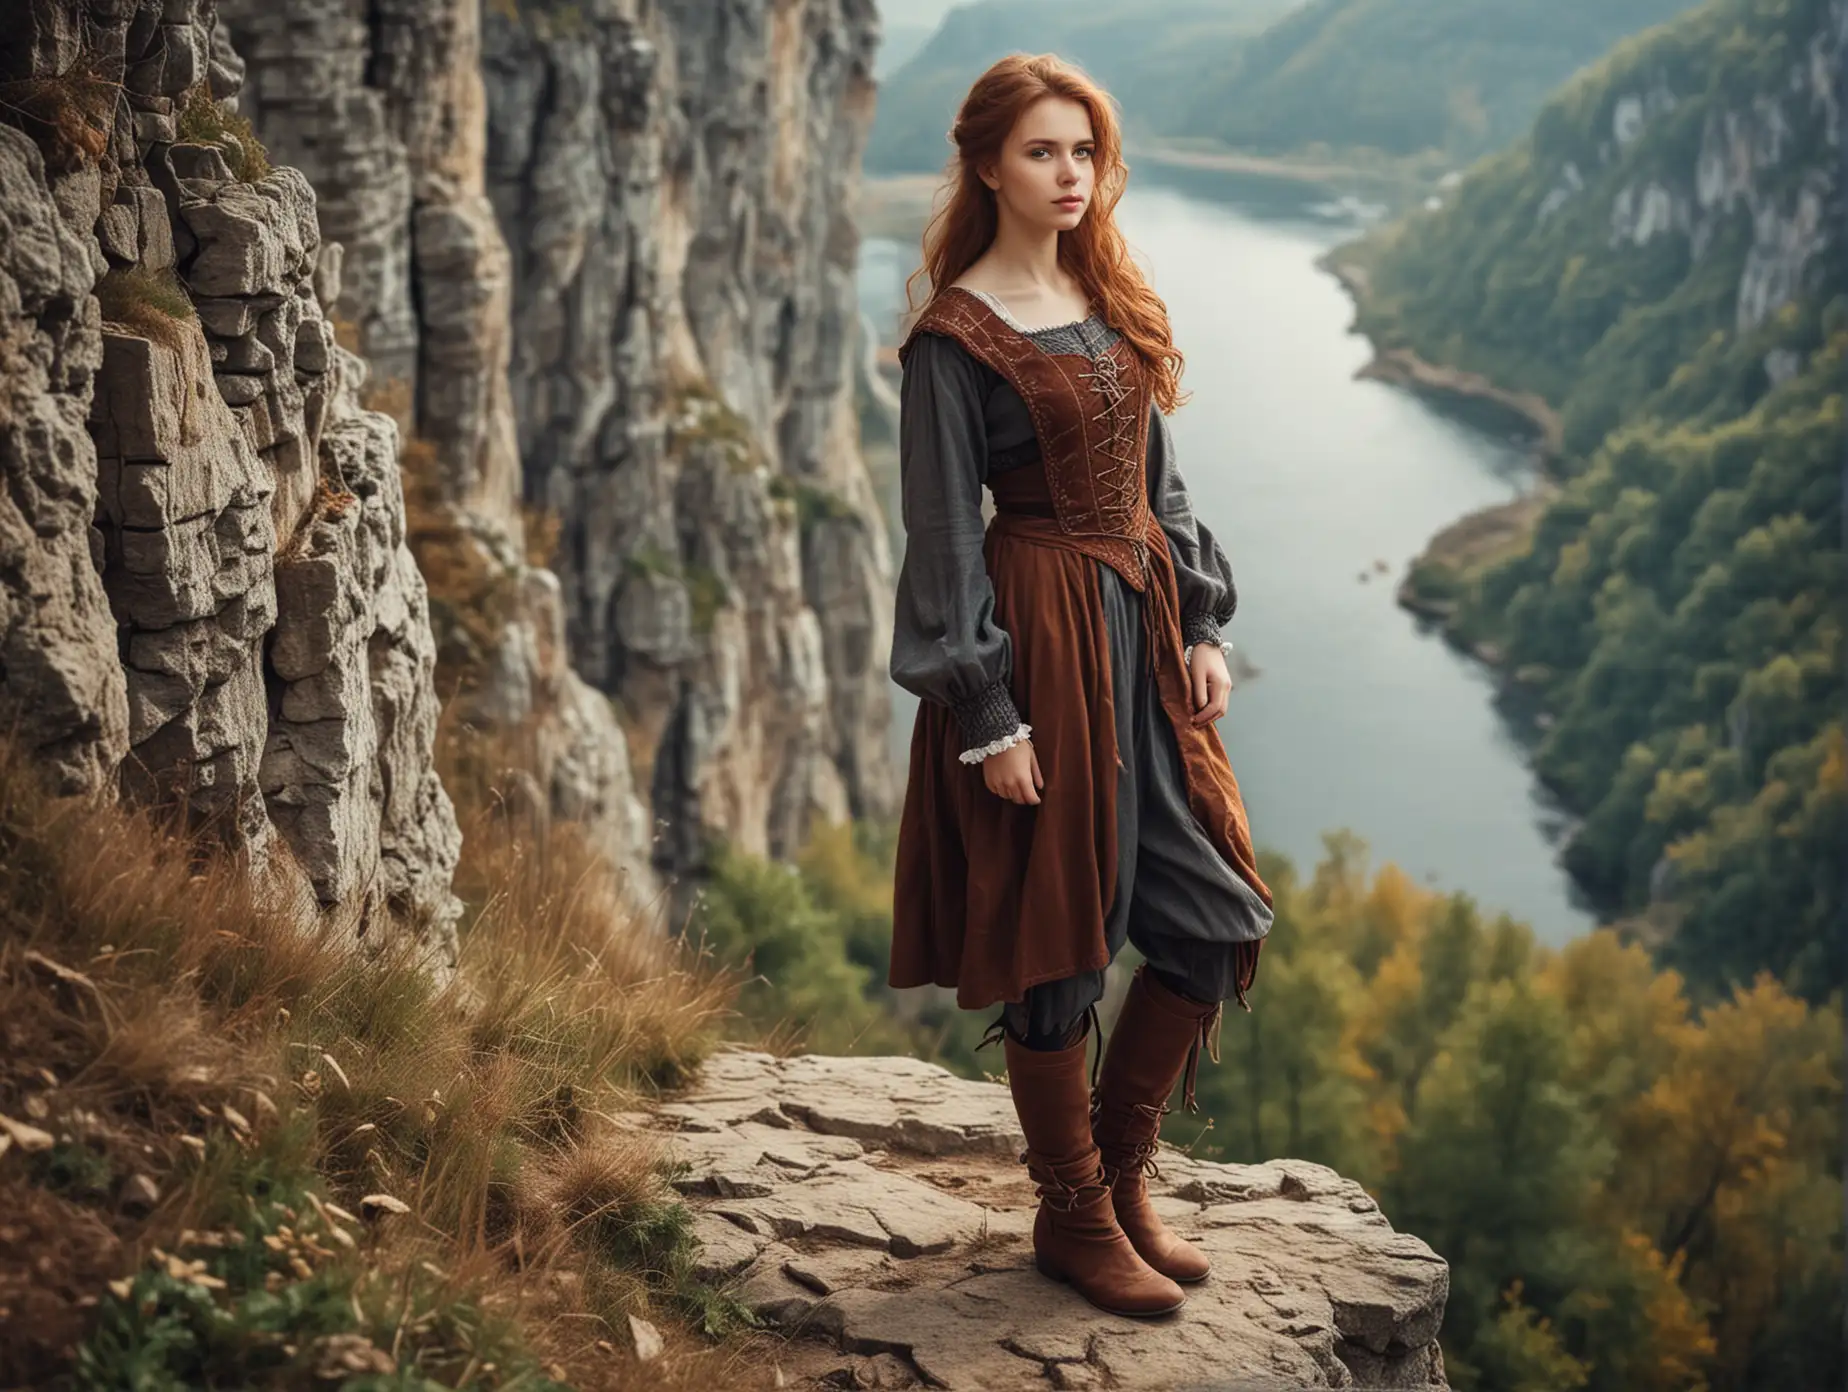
[982,738,1043,805]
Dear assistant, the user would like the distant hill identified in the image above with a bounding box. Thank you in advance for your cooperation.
[1330,0,1844,999]
[868,0,1702,174]
[866,0,1298,173]
[875,22,935,78]
[874,0,967,77]
[1188,0,1703,161]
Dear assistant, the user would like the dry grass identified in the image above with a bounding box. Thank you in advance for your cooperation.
[0,723,772,1389]
[95,265,199,351]
[0,62,118,174]
[175,81,271,184]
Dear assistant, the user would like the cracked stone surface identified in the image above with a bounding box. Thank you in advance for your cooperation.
[632,1050,1450,1390]
[3,0,461,959]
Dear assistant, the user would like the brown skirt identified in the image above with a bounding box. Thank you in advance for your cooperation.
[891,500,1272,1012]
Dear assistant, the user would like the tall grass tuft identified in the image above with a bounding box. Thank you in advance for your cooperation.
[0,727,775,1390]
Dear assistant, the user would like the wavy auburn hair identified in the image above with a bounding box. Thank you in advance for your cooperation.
[901,53,1189,414]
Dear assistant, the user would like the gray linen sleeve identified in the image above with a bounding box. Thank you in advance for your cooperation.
[889,332,1030,759]
[1146,400,1238,652]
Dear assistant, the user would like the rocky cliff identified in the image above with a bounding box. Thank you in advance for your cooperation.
[2,0,462,960]
[3,0,899,943]
[221,0,898,925]
[623,1050,1452,1389]
[482,2,899,861]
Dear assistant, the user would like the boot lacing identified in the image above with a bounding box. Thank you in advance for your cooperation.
[1091,1096,1170,1186]
[1023,1157,1115,1213]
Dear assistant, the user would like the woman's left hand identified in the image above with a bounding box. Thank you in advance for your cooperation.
[1187,643,1232,725]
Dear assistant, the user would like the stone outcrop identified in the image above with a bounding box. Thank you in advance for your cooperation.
[5,0,905,948]
[1540,0,1843,337]
[622,1052,1451,1390]
[1,0,460,958]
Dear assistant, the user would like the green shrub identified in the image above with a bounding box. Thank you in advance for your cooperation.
[175,84,272,183]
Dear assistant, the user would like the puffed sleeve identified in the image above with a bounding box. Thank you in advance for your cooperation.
[1146,400,1238,653]
[889,332,1032,762]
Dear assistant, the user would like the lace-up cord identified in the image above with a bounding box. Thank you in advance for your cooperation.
[1093,1097,1171,1186]
[1179,1004,1225,1114]
[1024,1156,1115,1212]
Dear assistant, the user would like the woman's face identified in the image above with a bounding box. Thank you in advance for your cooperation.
[979,95,1095,233]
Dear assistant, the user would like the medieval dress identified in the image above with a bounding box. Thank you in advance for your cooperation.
[888,286,1275,1041]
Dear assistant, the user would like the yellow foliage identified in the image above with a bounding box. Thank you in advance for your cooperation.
[1171,833,1838,1387]
[1352,860,1432,972]
[1553,536,1591,586]
[1819,722,1846,794]
[1644,766,1713,827]
[1605,1229,1716,1392]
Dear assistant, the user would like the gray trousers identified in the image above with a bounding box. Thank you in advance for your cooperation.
[1001,560,1275,1043]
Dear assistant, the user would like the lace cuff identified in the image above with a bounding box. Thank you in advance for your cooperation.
[958,722,1033,764]
[951,677,1027,760]
[1181,612,1226,650]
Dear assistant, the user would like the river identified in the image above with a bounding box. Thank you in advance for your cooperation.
[858,169,1597,947]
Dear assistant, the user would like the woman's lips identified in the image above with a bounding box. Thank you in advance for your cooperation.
[1055,197,1083,208]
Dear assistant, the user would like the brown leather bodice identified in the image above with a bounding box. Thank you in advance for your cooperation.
[897,287,1157,591]
[891,288,1273,1015]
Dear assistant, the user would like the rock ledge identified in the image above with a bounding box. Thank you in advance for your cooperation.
[629,1049,1450,1390]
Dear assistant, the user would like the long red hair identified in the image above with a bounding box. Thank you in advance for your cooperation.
[900,52,1189,414]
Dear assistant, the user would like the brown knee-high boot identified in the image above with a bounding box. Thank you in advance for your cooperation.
[997,1014,1186,1317]
[1089,964,1223,1283]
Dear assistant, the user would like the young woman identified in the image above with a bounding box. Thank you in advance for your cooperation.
[886,53,1276,1319]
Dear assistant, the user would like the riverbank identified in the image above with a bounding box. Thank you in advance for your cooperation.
[1129,137,1434,201]
[1397,489,1556,665]
[1315,247,1573,714]
[1320,257,1566,457]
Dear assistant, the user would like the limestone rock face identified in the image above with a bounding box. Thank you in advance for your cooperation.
[222,0,902,921]
[1,0,461,959]
[479,0,900,892]
[0,126,129,795]
[221,0,664,917]
[261,343,460,941]
[627,1052,1452,1391]
[7,0,903,952]
[1538,2,1843,337]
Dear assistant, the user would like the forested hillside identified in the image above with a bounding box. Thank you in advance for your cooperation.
[867,0,1698,173]
[1330,0,1844,1001]
[865,0,1299,172]
[1187,0,1699,162]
